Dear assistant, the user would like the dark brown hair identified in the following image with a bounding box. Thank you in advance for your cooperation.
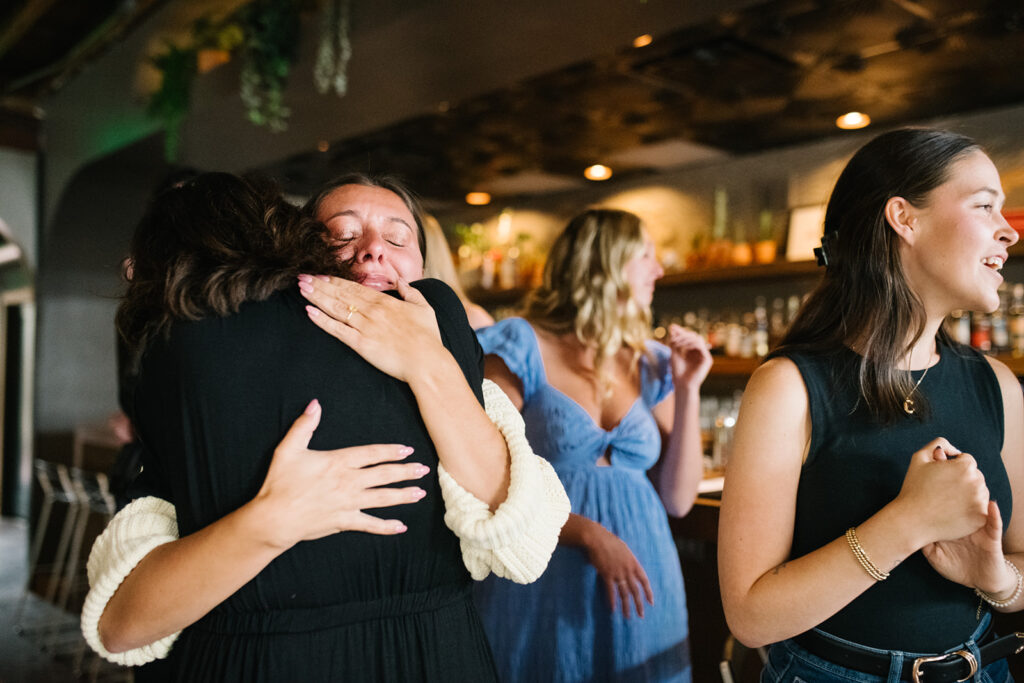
[301,172,427,260]
[771,128,981,423]
[117,172,345,356]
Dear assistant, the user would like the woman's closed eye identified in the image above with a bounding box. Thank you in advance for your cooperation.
[383,231,408,247]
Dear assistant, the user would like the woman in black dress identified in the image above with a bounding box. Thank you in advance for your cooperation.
[81,172,568,681]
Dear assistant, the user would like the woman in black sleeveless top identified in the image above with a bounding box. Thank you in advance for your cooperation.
[719,129,1024,682]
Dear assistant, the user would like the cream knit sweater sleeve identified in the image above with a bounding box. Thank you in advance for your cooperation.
[80,496,180,665]
[437,379,570,583]
[80,379,569,662]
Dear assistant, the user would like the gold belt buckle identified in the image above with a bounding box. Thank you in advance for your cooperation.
[911,649,977,683]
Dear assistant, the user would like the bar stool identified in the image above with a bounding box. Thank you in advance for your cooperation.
[15,459,81,631]
[58,467,116,613]
[720,633,767,683]
[60,468,118,675]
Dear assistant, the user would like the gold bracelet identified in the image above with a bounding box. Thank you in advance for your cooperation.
[845,527,890,581]
[975,559,1024,608]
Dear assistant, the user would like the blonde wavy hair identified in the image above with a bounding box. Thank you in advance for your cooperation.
[422,214,469,299]
[523,208,654,389]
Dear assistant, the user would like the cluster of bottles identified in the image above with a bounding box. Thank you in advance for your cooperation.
[947,282,1024,356]
[655,294,805,359]
[700,392,743,472]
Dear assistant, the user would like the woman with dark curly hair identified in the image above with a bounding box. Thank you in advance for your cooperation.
[82,172,568,682]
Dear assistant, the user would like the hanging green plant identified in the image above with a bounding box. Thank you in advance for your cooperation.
[145,0,320,158]
[147,43,198,161]
[238,0,301,132]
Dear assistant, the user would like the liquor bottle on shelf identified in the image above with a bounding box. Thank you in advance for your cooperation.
[1010,283,1024,358]
[949,309,972,346]
[786,295,801,327]
[753,296,769,358]
[970,311,992,352]
[769,297,787,348]
[723,311,744,358]
[991,285,1010,355]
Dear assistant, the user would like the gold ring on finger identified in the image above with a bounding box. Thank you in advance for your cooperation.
[346,304,358,322]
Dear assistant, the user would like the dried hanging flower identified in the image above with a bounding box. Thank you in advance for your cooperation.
[238,0,300,132]
[314,0,352,96]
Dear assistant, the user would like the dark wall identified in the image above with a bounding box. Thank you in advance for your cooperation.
[35,133,174,434]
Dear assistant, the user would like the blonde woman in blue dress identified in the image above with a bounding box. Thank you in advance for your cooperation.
[475,208,711,682]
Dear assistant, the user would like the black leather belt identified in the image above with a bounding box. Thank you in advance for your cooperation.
[793,625,1024,682]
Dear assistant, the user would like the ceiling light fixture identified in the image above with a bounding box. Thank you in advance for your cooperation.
[317,139,330,152]
[836,112,871,130]
[584,164,613,181]
[633,34,653,48]
[465,191,491,206]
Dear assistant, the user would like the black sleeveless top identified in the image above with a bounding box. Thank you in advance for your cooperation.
[129,280,498,682]
[786,341,1009,652]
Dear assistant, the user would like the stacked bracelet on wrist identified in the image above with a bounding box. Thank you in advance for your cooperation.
[845,527,890,581]
[975,559,1024,608]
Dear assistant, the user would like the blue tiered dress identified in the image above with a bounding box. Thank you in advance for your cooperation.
[475,317,691,682]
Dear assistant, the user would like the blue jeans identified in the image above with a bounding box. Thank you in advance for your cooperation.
[761,614,1012,683]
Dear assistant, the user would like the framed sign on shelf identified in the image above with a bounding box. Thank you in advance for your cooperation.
[785,205,826,262]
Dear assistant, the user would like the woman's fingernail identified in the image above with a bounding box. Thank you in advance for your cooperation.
[393,522,407,533]
[298,274,313,283]
[412,488,426,500]
[316,274,330,281]
[298,280,313,294]
[304,399,320,415]
[306,305,321,318]
[416,464,430,476]
[398,446,414,456]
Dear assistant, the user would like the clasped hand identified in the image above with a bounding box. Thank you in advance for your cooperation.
[898,437,1009,594]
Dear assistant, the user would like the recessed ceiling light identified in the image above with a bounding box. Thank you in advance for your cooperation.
[465,191,491,205]
[836,112,871,130]
[584,164,613,181]
[317,139,329,152]
[633,34,653,48]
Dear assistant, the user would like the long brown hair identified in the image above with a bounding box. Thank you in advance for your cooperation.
[117,172,344,357]
[523,208,653,389]
[771,128,981,423]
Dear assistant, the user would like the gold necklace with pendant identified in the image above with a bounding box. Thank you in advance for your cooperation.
[902,363,931,415]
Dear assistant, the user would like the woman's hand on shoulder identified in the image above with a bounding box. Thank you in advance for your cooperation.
[665,324,711,390]
[298,274,444,382]
[251,399,431,549]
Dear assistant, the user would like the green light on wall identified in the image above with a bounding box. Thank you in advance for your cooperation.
[91,119,162,161]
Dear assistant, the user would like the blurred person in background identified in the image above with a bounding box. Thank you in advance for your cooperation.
[422,214,495,329]
[473,208,711,682]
